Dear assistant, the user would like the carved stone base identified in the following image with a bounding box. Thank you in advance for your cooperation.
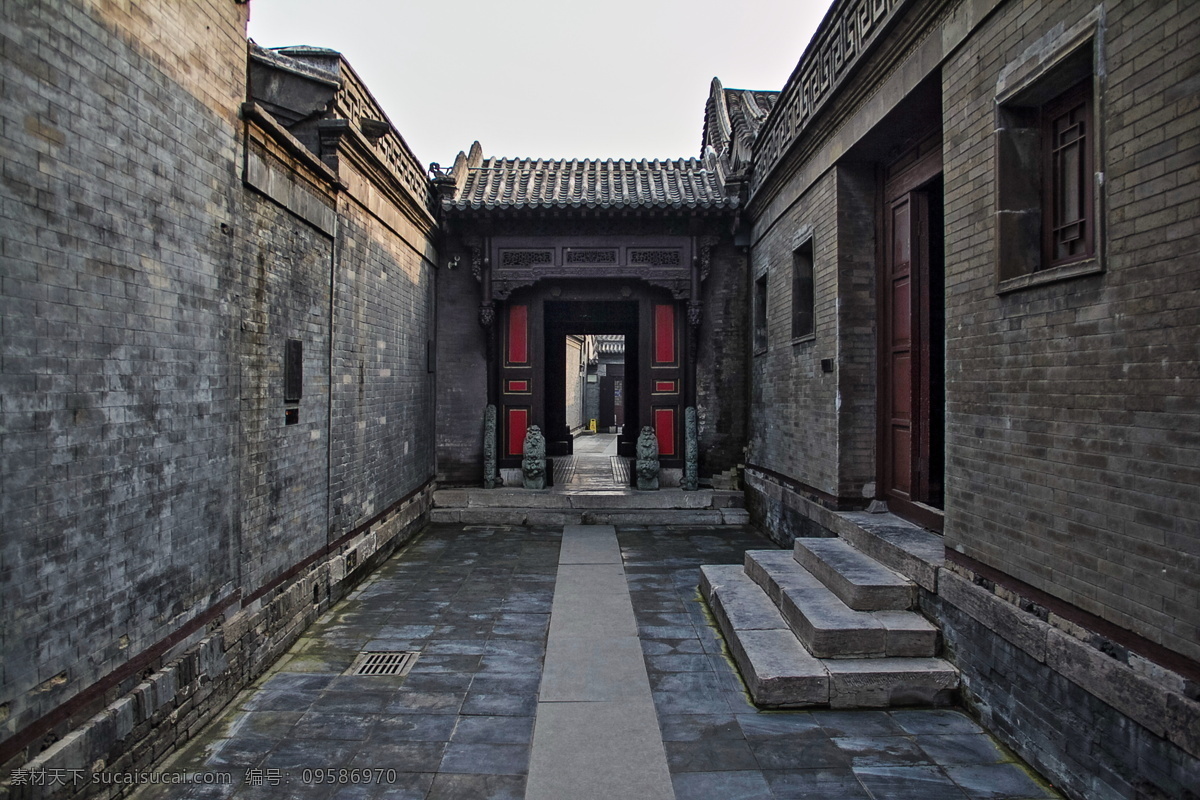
[636,462,659,491]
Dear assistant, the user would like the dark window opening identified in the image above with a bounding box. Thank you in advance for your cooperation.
[285,338,303,403]
[791,239,814,339]
[994,39,1098,289]
[753,274,768,353]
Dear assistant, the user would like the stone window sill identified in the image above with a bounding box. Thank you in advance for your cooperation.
[996,258,1102,294]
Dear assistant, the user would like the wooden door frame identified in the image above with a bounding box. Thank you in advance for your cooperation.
[876,140,944,532]
[496,282,686,468]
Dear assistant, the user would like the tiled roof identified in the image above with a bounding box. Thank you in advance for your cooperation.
[701,78,780,178]
[444,156,735,212]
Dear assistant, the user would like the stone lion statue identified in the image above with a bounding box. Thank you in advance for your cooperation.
[522,425,547,489]
[635,426,659,490]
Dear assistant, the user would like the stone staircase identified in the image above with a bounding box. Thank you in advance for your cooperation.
[431,487,750,526]
[701,535,958,708]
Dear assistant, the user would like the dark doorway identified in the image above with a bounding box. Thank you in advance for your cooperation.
[544,301,639,456]
[880,150,945,530]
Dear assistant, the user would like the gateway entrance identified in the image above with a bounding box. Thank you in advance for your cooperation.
[496,284,687,470]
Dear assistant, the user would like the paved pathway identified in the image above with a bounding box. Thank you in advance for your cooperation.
[136,523,1061,800]
[554,433,625,493]
[526,525,672,799]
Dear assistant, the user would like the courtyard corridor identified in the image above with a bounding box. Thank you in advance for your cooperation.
[137,524,1060,800]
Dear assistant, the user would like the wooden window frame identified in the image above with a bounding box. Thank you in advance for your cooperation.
[1041,80,1094,270]
[993,14,1103,293]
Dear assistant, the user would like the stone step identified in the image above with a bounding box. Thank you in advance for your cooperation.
[431,508,744,526]
[793,537,915,611]
[700,565,828,707]
[743,551,936,658]
[825,657,959,709]
[700,565,957,709]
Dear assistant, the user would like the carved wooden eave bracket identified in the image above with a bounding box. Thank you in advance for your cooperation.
[695,235,719,283]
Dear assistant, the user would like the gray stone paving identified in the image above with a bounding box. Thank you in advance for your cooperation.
[527,525,672,799]
[134,522,1061,800]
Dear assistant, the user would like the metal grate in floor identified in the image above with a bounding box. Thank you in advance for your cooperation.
[553,455,575,485]
[610,456,630,486]
[345,651,419,677]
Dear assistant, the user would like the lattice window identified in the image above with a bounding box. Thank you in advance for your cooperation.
[1043,80,1093,268]
[629,249,681,266]
[500,250,553,267]
[565,249,617,264]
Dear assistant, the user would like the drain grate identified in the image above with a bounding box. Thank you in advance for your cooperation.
[346,651,419,677]
[610,456,630,486]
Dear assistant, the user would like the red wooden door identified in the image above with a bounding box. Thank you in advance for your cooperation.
[883,193,918,504]
[880,174,944,530]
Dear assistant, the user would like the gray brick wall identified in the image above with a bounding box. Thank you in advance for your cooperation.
[433,248,489,486]
[928,568,1200,800]
[329,199,437,538]
[237,167,335,593]
[747,170,846,498]
[695,241,750,478]
[0,0,440,782]
[941,0,1200,663]
[1,0,247,750]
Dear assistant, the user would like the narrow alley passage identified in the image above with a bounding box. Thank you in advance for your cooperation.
[136,524,1060,800]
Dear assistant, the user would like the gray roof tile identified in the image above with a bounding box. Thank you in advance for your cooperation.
[444,156,735,211]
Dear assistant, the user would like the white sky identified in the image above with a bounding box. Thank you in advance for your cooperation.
[247,0,833,169]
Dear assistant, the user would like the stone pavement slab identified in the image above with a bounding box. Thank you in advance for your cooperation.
[526,524,673,800]
[525,700,674,800]
[127,522,1062,800]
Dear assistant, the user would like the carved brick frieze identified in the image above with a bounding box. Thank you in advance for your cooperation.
[486,236,696,298]
[335,72,432,212]
[565,249,618,264]
[500,249,554,267]
[752,0,910,195]
[629,249,682,266]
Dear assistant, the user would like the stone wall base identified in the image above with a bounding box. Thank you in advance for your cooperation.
[6,485,433,800]
[747,475,1200,800]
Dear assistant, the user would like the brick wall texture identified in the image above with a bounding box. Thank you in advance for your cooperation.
[328,196,436,539]
[941,0,1200,663]
[695,241,750,477]
[743,0,1200,795]
[746,0,1198,661]
[0,0,438,785]
[2,0,248,754]
[744,161,880,506]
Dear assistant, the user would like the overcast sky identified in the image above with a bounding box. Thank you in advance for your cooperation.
[247,0,832,169]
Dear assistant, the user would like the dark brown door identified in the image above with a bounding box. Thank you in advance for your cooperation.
[880,159,944,530]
